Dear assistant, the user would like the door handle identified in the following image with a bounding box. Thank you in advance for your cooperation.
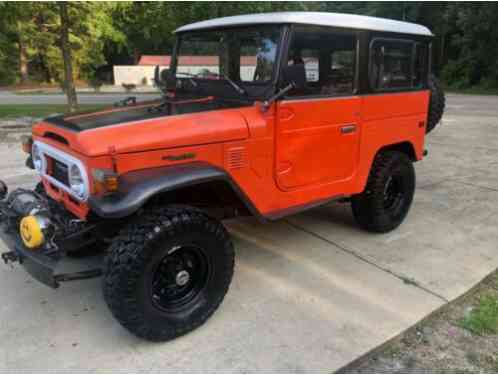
[340,125,357,134]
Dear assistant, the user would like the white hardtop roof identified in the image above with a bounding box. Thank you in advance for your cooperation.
[175,11,433,36]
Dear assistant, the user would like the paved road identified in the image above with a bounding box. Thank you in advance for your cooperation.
[0,90,159,105]
[0,94,497,371]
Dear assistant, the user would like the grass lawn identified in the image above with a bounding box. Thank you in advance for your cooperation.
[0,104,107,119]
[14,90,159,95]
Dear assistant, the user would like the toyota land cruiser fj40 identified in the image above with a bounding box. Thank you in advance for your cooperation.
[0,12,444,341]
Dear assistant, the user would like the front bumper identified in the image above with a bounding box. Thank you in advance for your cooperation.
[0,225,103,288]
[0,181,103,288]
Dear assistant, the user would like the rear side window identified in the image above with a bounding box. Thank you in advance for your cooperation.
[369,39,414,91]
[413,43,428,88]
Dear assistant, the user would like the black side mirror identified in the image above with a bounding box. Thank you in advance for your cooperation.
[261,64,308,112]
[154,66,170,93]
[160,68,170,82]
[154,65,161,85]
[281,64,306,90]
[154,66,170,84]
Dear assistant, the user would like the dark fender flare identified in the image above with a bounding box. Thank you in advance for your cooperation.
[88,162,262,219]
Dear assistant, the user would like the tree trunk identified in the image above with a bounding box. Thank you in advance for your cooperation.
[18,38,28,83]
[58,2,77,112]
[133,48,140,65]
[39,53,52,83]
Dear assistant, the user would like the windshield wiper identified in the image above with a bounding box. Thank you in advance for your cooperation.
[174,72,199,88]
[220,74,246,96]
[175,71,246,97]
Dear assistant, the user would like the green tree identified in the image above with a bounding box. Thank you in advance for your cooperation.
[443,3,498,88]
[2,2,498,91]
[58,2,77,111]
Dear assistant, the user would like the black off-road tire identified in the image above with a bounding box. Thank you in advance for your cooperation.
[351,151,415,233]
[426,74,445,134]
[103,205,234,342]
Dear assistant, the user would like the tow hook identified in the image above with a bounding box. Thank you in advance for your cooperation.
[1,251,19,266]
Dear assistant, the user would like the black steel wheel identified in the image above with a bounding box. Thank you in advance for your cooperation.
[150,245,210,311]
[382,175,405,216]
[103,205,234,342]
[351,151,415,233]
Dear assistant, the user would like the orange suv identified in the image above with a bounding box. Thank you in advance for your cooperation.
[0,12,444,341]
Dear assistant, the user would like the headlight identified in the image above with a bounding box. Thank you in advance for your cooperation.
[68,164,86,199]
[32,144,44,173]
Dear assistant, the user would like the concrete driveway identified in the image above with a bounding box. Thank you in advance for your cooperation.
[0,94,497,372]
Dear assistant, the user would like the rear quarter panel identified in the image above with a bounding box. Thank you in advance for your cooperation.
[354,90,429,193]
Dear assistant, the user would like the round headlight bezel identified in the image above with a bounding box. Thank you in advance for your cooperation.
[68,163,87,199]
[31,144,45,173]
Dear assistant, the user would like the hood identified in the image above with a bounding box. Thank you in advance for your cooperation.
[33,98,251,156]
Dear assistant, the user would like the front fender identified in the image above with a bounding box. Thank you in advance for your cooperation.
[88,162,259,219]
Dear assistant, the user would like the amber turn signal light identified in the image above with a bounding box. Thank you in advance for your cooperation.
[93,169,119,193]
[21,135,33,154]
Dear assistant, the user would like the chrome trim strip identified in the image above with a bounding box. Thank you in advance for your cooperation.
[33,141,90,202]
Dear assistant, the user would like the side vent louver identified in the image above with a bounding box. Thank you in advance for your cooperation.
[226,147,247,170]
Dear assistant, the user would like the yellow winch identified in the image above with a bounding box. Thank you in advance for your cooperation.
[20,215,47,249]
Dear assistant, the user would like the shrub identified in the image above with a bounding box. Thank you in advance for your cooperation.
[122,83,136,93]
[441,59,472,89]
[88,78,103,92]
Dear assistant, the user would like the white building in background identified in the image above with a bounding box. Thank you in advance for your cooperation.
[113,55,319,86]
[113,55,258,86]
[113,56,170,86]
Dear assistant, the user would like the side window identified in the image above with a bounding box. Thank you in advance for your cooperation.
[288,48,319,82]
[413,43,428,88]
[330,49,355,95]
[369,39,413,90]
[286,26,356,97]
[239,29,281,83]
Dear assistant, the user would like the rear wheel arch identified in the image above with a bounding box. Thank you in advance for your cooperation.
[358,141,417,191]
[352,150,415,233]
[376,141,418,162]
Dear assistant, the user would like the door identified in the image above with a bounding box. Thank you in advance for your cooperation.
[275,26,361,190]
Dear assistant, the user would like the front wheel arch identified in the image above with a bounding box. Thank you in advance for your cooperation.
[88,163,263,221]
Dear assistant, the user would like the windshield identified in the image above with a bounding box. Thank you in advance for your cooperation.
[172,25,282,99]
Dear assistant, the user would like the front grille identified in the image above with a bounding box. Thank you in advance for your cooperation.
[50,157,69,186]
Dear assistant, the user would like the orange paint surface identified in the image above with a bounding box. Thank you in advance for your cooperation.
[32,90,429,220]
